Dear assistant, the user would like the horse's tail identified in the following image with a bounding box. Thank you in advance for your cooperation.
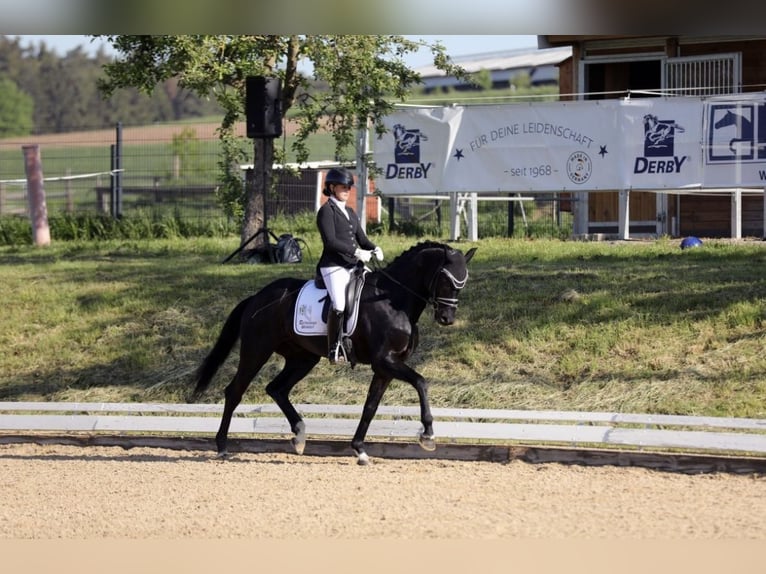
[190,297,251,401]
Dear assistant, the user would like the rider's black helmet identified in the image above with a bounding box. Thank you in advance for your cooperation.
[323,167,355,196]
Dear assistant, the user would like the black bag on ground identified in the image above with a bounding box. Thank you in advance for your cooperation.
[274,233,302,263]
[238,229,306,265]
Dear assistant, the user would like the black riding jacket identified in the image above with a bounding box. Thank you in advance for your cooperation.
[316,198,376,269]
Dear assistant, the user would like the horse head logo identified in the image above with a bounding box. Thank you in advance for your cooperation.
[714,108,753,155]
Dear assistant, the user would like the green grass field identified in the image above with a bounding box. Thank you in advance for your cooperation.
[1,234,765,419]
[0,129,339,181]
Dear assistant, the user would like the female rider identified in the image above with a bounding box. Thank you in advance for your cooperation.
[316,167,383,363]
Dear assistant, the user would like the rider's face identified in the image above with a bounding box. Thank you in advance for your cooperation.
[333,184,351,198]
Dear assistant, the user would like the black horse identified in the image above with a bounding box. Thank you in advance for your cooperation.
[191,241,477,465]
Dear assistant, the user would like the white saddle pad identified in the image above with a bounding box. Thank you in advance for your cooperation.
[293,280,361,336]
[294,281,330,335]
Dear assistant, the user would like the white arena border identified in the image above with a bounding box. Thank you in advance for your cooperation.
[1,401,765,458]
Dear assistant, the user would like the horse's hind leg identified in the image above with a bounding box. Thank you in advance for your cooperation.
[215,352,270,458]
[265,354,320,455]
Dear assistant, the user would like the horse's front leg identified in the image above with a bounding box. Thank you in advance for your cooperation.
[415,374,435,451]
[352,374,392,465]
[382,360,435,451]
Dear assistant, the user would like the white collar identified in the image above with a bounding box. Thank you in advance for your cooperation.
[330,196,347,211]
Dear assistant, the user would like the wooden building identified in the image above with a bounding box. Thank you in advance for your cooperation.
[539,35,766,238]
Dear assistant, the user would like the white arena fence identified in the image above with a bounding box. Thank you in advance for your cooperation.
[1,401,765,457]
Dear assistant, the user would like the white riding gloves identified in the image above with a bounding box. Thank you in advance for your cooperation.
[354,248,372,263]
[373,246,384,261]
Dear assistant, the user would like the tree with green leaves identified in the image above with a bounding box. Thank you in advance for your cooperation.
[93,35,463,247]
[0,76,33,137]
[1,36,220,132]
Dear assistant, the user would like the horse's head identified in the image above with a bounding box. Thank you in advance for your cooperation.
[714,109,737,129]
[382,241,477,325]
[426,245,477,325]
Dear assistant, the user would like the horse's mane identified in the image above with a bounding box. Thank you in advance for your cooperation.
[384,240,449,269]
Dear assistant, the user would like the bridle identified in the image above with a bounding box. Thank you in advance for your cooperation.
[374,251,468,313]
[427,266,468,311]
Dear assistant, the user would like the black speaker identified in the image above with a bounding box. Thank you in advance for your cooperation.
[246,76,282,138]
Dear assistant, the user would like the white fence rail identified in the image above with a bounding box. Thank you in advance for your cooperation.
[1,401,765,456]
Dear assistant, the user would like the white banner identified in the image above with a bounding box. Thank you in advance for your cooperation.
[620,98,704,190]
[372,95,766,195]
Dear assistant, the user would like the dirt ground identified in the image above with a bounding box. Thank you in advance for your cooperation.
[0,442,764,540]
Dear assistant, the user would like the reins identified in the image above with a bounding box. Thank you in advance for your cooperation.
[370,259,430,305]
[371,249,468,312]
[247,247,468,320]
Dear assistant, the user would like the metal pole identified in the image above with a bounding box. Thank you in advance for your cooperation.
[355,121,370,232]
[110,144,117,218]
[115,122,123,218]
[618,189,630,240]
[507,194,515,237]
[763,188,766,240]
[257,139,270,232]
[731,188,742,239]
[449,192,460,240]
[468,193,478,241]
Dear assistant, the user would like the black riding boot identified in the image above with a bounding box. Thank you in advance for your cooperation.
[327,309,345,364]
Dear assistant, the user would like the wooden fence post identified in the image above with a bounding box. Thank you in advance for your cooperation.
[22,144,51,246]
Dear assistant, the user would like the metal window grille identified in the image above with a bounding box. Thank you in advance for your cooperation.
[664,53,741,96]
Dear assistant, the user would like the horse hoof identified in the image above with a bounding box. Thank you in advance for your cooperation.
[356,452,370,466]
[419,434,436,452]
[292,421,306,455]
[292,436,306,455]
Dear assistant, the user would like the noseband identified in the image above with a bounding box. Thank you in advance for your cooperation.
[429,266,468,311]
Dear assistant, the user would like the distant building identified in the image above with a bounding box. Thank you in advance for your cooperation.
[414,46,572,93]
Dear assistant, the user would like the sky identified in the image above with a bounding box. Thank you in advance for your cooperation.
[13,35,540,67]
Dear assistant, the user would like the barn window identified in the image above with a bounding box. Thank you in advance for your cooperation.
[664,53,741,96]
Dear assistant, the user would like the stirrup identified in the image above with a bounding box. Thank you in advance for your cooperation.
[328,343,346,364]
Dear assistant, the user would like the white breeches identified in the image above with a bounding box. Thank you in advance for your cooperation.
[320,265,351,312]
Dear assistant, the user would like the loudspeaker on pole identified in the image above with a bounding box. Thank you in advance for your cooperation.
[246,76,283,138]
